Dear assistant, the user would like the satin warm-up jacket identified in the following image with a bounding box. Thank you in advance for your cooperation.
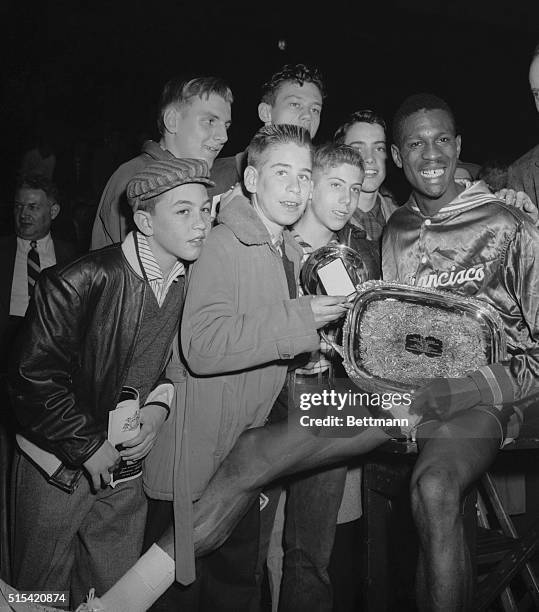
[382,180,539,410]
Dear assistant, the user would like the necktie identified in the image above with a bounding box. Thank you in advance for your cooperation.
[27,240,41,298]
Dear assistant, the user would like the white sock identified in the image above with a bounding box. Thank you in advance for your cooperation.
[99,544,175,612]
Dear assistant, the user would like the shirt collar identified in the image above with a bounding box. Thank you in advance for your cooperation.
[264,223,283,249]
[273,233,284,252]
[355,195,382,219]
[290,228,339,254]
[289,227,309,252]
[17,232,53,250]
[407,180,497,216]
[252,197,284,247]
[135,232,185,283]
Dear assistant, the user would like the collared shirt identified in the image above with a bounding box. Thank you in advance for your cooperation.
[290,228,339,375]
[273,233,284,255]
[10,233,56,316]
[350,194,386,242]
[136,233,185,307]
[254,203,284,252]
[266,228,284,253]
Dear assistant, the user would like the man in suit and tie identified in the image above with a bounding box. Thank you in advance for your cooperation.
[0,174,76,359]
[0,173,76,582]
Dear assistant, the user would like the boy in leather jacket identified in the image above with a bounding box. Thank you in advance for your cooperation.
[9,158,213,605]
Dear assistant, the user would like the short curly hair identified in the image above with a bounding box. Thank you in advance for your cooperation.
[392,93,456,147]
[260,64,326,106]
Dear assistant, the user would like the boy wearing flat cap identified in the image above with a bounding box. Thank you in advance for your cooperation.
[9,158,213,605]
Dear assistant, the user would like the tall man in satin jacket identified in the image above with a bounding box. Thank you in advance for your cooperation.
[9,158,213,604]
[383,93,539,610]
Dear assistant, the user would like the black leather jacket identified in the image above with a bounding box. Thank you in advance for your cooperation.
[9,242,176,467]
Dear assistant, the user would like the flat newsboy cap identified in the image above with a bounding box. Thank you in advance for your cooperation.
[127,158,215,210]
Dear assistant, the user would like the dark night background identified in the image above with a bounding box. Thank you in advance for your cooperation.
[2,0,539,212]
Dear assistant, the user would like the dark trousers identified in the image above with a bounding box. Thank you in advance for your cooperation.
[1,316,25,584]
[328,518,363,612]
[11,450,147,605]
[255,376,350,611]
[278,464,348,612]
[145,497,260,612]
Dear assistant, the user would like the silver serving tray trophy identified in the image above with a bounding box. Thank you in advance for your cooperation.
[301,247,507,439]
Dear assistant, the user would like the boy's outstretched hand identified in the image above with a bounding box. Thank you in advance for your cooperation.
[310,295,351,329]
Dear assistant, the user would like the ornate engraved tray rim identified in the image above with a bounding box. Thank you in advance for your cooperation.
[342,280,507,394]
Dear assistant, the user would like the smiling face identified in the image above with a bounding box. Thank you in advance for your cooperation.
[309,163,363,232]
[343,121,387,193]
[14,187,59,240]
[135,183,211,272]
[259,81,323,138]
[164,93,232,168]
[244,142,312,234]
[391,108,461,214]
